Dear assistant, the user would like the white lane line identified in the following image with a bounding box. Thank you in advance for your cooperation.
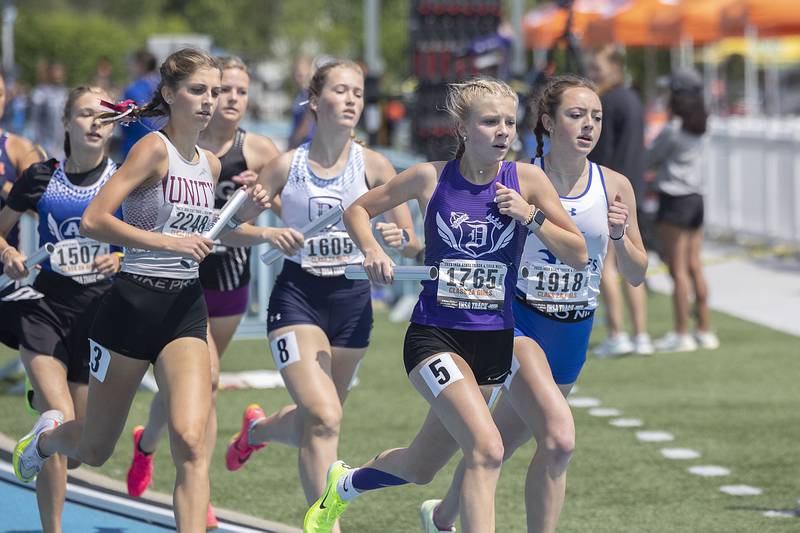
[609,418,643,428]
[660,448,701,460]
[636,431,674,442]
[763,510,799,518]
[720,485,763,496]
[688,465,730,477]
[589,407,622,417]
[567,397,600,408]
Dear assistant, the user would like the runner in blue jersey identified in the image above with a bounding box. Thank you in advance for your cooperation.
[303,77,587,533]
[0,86,122,533]
[422,76,648,533]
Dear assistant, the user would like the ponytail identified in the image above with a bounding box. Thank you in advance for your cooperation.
[63,132,71,158]
[454,137,465,159]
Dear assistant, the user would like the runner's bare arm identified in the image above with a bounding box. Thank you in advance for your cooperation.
[364,150,423,258]
[605,168,647,285]
[0,206,27,277]
[518,163,587,269]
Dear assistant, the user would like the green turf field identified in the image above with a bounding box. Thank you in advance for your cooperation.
[1,291,798,532]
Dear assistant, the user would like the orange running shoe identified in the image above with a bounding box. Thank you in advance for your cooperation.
[225,404,266,471]
[126,425,154,497]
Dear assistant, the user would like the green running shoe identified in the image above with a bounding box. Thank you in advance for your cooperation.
[13,409,63,483]
[303,460,351,533]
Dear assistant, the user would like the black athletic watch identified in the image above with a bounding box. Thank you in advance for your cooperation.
[399,228,411,250]
[526,209,546,231]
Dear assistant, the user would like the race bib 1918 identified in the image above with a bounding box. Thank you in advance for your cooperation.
[162,204,214,238]
[524,263,589,314]
[436,259,507,310]
[50,238,110,282]
[301,231,363,277]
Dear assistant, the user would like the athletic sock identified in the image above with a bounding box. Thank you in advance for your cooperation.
[247,417,264,446]
[137,437,153,456]
[336,467,408,501]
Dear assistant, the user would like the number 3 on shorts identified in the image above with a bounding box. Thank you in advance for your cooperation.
[270,331,300,370]
[88,339,111,383]
[421,353,464,398]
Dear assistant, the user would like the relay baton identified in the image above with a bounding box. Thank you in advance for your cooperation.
[344,265,439,281]
[259,204,345,265]
[181,188,249,268]
[0,243,55,289]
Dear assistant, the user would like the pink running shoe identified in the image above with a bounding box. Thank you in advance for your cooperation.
[225,404,266,471]
[206,503,219,530]
[127,425,154,497]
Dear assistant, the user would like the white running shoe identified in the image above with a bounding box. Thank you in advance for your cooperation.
[420,499,456,533]
[695,330,720,350]
[633,333,655,355]
[13,409,64,483]
[654,332,697,353]
[593,333,634,358]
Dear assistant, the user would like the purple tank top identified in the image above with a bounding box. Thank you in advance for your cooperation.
[411,160,527,330]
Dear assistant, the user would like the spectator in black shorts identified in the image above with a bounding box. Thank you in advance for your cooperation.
[646,68,719,353]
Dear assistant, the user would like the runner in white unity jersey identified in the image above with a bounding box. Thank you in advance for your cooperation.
[224,58,421,533]
[423,75,648,533]
[12,49,269,532]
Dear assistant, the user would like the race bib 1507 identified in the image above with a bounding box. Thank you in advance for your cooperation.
[50,238,110,283]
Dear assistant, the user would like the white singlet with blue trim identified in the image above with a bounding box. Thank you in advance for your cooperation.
[518,158,609,318]
[121,131,215,280]
[280,140,368,277]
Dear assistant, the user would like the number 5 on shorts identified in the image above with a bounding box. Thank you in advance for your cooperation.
[421,353,464,398]
[270,331,300,370]
[88,339,111,383]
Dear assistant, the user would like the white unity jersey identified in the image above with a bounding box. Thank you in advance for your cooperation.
[122,131,215,280]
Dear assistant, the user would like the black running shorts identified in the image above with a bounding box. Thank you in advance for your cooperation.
[657,192,704,230]
[90,272,207,363]
[403,323,513,386]
[17,270,111,384]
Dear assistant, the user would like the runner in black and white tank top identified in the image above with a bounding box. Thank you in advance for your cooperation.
[199,127,250,291]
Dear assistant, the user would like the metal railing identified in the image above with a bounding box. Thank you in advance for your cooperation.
[703,116,800,246]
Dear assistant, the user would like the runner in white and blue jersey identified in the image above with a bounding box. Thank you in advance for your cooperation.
[424,75,648,533]
[0,85,120,533]
[224,59,421,533]
[303,77,587,533]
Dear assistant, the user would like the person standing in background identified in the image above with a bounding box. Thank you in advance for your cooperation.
[30,62,68,160]
[588,45,653,357]
[288,55,316,149]
[646,69,719,353]
[120,50,160,159]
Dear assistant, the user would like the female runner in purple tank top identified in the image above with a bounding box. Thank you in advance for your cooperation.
[424,75,648,533]
[303,77,587,533]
